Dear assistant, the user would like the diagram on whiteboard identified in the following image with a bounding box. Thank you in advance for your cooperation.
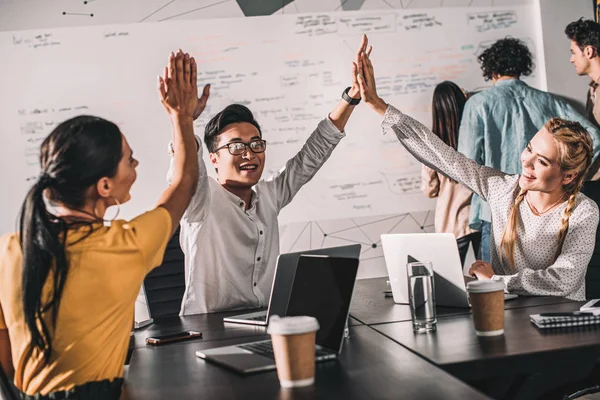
[0,0,535,31]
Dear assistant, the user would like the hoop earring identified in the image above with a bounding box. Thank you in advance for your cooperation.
[107,196,121,222]
[92,197,121,223]
[92,199,103,222]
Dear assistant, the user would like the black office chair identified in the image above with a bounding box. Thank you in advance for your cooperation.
[581,180,600,300]
[0,364,19,400]
[554,180,600,400]
[142,226,186,318]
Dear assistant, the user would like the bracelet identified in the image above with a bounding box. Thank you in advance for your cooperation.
[341,87,361,105]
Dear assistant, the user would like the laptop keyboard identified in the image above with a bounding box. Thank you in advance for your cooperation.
[239,340,331,359]
[246,315,267,321]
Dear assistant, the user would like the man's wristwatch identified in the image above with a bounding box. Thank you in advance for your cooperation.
[341,86,361,105]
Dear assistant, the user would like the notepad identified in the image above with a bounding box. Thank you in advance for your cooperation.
[530,313,600,329]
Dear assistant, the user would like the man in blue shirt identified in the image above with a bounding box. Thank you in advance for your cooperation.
[457,38,600,262]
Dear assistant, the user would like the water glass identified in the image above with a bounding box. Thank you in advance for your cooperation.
[407,261,437,332]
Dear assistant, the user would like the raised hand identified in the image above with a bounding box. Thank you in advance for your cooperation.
[353,36,387,116]
[349,34,371,98]
[193,84,211,120]
[158,50,199,120]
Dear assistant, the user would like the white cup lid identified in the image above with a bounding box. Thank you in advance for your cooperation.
[466,280,505,293]
[267,315,320,335]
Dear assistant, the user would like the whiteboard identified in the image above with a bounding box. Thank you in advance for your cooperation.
[0,5,545,235]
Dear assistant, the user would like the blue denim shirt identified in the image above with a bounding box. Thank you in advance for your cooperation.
[457,79,600,229]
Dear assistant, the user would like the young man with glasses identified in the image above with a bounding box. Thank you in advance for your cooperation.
[168,38,369,315]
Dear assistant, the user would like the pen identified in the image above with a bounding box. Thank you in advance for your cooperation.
[539,312,595,317]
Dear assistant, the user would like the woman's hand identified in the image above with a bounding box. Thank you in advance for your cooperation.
[468,260,495,280]
[158,50,202,121]
[354,36,387,116]
[348,34,370,99]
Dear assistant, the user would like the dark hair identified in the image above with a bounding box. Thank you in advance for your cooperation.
[19,115,122,363]
[565,18,600,54]
[431,81,467,150]
[204,104,261,153]
[478,37,533,81]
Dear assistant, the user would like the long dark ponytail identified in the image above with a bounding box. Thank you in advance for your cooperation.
[19,115,122,363]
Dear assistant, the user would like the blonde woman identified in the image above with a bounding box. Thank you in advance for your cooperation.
[355,40,599,300]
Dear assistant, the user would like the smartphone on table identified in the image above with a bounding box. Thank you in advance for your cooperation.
[146,330,203,345]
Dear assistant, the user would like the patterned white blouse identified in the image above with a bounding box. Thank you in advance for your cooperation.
[382,105,599,300]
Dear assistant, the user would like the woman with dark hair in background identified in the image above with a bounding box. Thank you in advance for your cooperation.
[0,51,209,399]
[422,81,481,266]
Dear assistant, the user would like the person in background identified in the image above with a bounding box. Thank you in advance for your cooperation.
[356,37,599,300]
[565,18,600,132]
[422,81,481,266]
[457,38,600,264]
[0,51,206,399]
[170,36,370,316]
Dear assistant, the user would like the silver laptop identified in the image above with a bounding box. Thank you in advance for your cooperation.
[381,233,516,308]
[197,255,360,374]
[223,244,361,326]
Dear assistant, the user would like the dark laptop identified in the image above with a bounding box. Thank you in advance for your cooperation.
[223,244,361,326]
[197,255,360,374]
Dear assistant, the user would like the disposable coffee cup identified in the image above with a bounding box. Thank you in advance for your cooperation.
[466,280,505,337]
[267,315,320,388]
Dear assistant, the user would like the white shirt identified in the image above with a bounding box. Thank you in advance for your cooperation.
[383,105,599,301]
[168,117,345,315]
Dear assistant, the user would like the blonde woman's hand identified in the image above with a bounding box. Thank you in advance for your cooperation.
[354,36,387,116]
[468,260,495,280]
[348,34,370,99]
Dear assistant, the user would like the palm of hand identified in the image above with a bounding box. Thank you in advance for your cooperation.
[164,87,197,117]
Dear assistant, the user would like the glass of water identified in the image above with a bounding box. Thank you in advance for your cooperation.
[407,261,437,332]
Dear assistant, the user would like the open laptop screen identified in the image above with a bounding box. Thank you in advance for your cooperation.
[285,255,359,353]
[268,244,361,318]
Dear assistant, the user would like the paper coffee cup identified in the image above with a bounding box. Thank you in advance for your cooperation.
[466,280,505,337]
[267,315,320,388]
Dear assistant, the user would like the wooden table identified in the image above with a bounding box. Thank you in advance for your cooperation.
[124,324,491,400]
[349,277,576,325]
[125,277,597,399]
[373,301,600,399]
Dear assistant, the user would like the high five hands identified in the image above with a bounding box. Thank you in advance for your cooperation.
[353,35,388,116]
[158,49,210,121]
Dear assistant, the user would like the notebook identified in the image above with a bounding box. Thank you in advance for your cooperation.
[530,313,600,329]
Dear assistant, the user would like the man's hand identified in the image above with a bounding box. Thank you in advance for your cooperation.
[193,84,211,120]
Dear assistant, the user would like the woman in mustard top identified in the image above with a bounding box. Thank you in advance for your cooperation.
[0,51,210,399]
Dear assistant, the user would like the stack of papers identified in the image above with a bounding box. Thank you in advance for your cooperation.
[530,312,600,329]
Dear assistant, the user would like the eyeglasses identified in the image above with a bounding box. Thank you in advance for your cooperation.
[215,139,267,155]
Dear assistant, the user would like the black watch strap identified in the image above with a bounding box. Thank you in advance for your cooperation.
[341,86,361,105]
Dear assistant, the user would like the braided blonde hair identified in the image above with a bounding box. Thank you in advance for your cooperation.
[499,118,594,270]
